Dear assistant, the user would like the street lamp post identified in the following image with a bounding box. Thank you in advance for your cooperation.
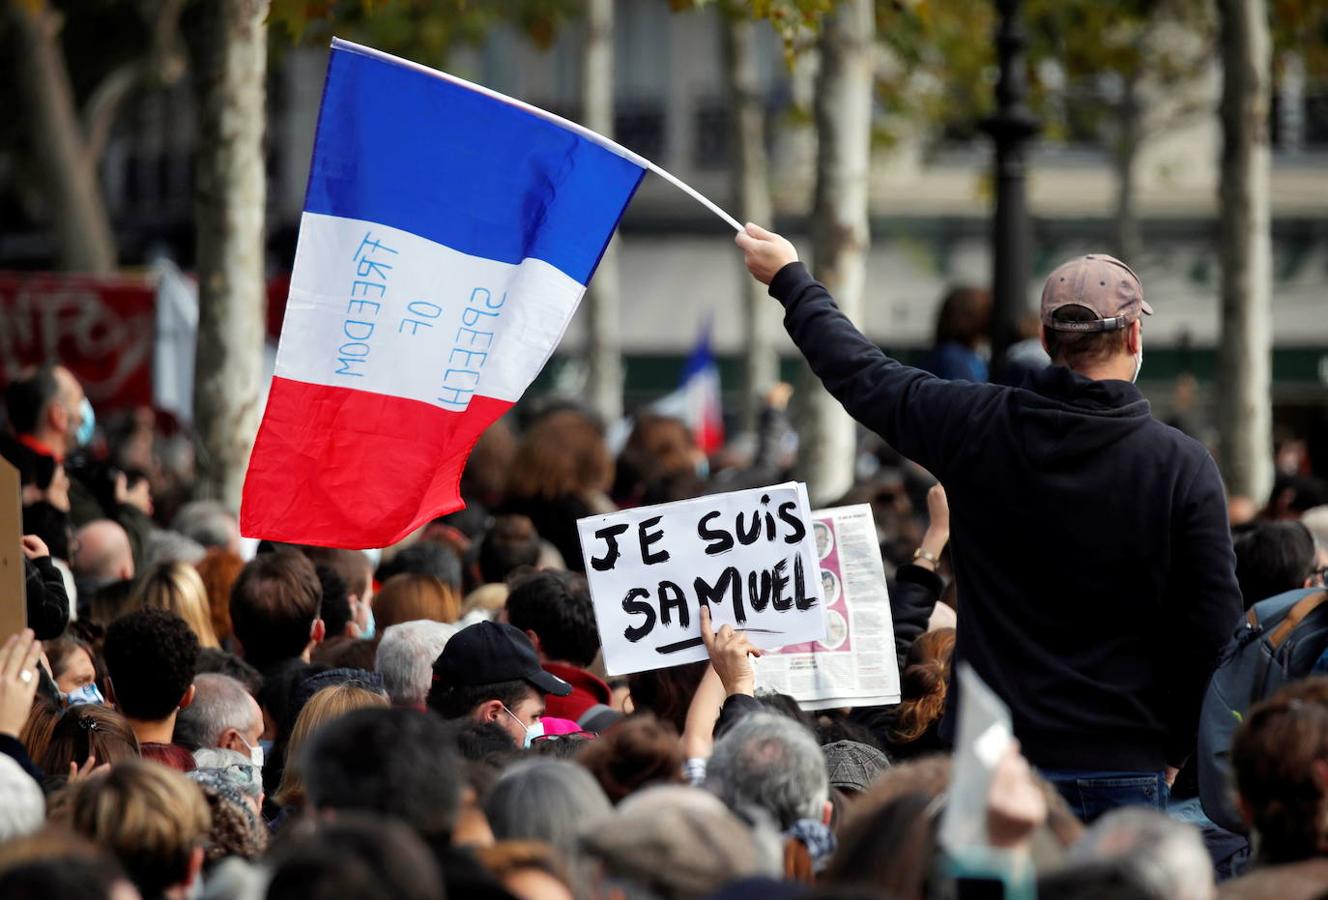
[981,0,1040,379]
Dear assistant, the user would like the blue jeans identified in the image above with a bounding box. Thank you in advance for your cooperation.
[1041,769,1169,823]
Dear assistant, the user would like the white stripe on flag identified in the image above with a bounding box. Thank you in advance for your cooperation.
[275,212,584,410]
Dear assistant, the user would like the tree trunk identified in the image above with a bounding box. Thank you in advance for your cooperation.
[582,0,623,423]
[7,0,117,273]
[1113,70,1143,264]
[187,0,269,510]
[722,8,778,436]
[1216,0,1273,504]
[795,0,873,504]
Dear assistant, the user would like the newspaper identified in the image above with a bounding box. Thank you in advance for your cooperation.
[752,503,901,710]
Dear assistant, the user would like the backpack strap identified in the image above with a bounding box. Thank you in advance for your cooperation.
[1266,590,1328,651]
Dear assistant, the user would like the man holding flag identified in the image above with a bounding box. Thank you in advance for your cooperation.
[733,222,1241,822]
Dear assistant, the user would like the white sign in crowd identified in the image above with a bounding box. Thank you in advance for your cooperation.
[578,482,827,676]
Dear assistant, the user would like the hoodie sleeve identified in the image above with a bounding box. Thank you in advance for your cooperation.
[769,262,1005,477]
[1161,453,1243,767]
[24,555,70,641]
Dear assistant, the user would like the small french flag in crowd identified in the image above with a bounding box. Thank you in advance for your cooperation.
[654,322,725,456]
[241,39,646,548]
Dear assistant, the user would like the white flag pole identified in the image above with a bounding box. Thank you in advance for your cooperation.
[644,162,744,233]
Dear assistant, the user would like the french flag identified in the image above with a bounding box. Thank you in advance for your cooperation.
[654,322,725,456]
[240,39,645,548]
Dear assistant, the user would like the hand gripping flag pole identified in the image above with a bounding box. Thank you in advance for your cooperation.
[241,39,741,549]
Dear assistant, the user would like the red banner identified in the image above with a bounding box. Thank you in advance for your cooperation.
[0,272,155,410]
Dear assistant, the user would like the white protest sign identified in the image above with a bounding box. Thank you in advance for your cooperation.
[941,663,1014,853]
[578,482,827,676]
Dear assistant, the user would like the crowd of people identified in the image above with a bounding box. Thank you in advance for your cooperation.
[2,235,1328,900]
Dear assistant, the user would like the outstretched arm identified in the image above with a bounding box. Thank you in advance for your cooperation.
[735,224,1003,476]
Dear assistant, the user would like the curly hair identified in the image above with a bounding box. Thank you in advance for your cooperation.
[104,607,200,721]
[1232,677,1328,864]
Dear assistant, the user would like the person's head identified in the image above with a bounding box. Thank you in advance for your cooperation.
[229,550,324,669]
[69,760,210,898]
[0,831,134,900]
[301,546,375,637]
[130,561,220,649]
[1067,807,1215,900]
[1039,255,1150,378]
[889,628,955,746]
[274,683,390,810]
[72,521,134,586]
[190,773,267,867]
[577,713,685,803]
[626,660,709,734]
[313,563,354,639]
[427,620,572,747]
[823,790,938,897]
[194,648,263,697]
[38,705,140,777]
[505,408,613,501]
[934,286,992,349]
[376,541,463,593]
[6,364,86,450]
[301,707,464,845]
[1231,677,1328,864]
[1302,505,1328,565]
[174,673,263,758]
[194,548,245,645]
[1233,520,1319,608]
[104,607,199,725]
[169,501,239,555]
[477,515,542,584]
[581,785,774,899]
[822,740,891,797]
[374,620,458,708]
[373,573,460,630]
[613,415,700,506]
[45,635,99,701]
[485,758,612,858]
[705,713,830,830]
[264,814,443,900]
[503,570,600,668]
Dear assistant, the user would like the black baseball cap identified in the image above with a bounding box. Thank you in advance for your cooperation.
[432,620,572,697]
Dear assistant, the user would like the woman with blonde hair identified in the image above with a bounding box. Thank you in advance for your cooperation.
[273,683,389,814]
[373,572,461,630]
[130,561,220,649]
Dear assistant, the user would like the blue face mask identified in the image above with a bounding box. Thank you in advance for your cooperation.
[359,606,376,641]
[502,705,544,748]
[75,397,96,447]
[65,683,104,707]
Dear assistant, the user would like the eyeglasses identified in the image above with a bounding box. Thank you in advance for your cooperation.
[530,731,597,745]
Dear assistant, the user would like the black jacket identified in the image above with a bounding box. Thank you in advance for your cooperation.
[771,262,1242,772]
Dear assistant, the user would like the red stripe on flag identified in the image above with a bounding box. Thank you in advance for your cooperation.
[240,377,512,548]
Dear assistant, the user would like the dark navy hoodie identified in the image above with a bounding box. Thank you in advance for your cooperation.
[770,262,1242,771]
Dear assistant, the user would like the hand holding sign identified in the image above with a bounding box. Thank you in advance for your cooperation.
[699,604,761,698]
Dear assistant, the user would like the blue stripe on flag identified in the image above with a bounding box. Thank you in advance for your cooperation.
[304,45,645,286]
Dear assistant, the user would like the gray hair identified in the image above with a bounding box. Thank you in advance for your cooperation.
[177,673,259,748]
[1069,807,1216,900]
[374,620,458,706]
[485,758,612,859]
[705,712,828,829]
[142,529,206,569]
[171,500,239,552]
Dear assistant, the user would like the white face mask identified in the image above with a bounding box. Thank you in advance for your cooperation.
[236,734,265,769]
[1132,348,1143,383]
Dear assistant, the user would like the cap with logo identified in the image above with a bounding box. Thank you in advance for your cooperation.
[1040,254,1152,332]
[432,620,572,696]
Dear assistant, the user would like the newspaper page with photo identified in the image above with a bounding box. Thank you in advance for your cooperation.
[753,503,901,710]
